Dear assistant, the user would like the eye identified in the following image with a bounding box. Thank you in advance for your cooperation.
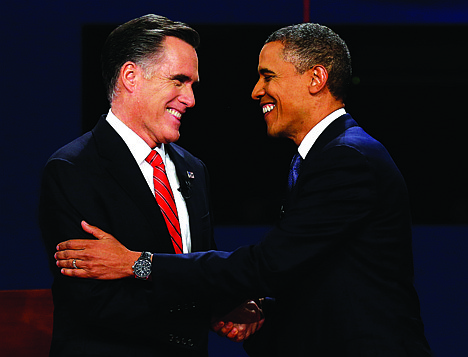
[263,75,274,82]
[171,74,191,87]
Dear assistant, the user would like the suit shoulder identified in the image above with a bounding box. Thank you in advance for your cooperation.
[46,131,95,165]
[338,125,379,146]
[331,126,389,157]
[168,143,204,166]
[324,125,402,180]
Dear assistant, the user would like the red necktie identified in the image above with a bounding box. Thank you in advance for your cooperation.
[145,150,183,254]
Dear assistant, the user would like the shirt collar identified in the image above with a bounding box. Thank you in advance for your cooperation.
[105,109,166,166]
[297,108,346,159]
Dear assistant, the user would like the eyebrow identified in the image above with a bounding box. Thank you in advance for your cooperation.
[171,74,199,84]
[259,67,275,75]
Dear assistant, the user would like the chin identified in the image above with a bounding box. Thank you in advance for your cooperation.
[266,126,280,138]
[167,132,181,143]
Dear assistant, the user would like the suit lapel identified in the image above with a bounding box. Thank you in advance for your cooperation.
[92,118,173,251]
[166,144,194,201]
[283,114,359,213]
[308,114,358,157]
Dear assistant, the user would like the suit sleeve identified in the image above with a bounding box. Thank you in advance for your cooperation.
[151,145,375,300]
[39,158,164,337]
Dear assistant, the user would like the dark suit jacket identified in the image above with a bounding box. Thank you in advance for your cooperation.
[151,114,432,356]
[39,116,215,356]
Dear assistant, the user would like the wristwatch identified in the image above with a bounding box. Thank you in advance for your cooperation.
[132,252,152,279]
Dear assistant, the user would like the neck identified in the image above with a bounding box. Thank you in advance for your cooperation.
[293,99,344,146]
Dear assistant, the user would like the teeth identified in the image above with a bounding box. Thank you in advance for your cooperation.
[262,104,275,114]
[167,109,182,119]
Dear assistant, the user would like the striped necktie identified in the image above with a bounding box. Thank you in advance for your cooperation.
[145,150,183,254]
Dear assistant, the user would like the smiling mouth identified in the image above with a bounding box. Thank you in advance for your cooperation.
[167,108,182,119]
[262,104,275,114]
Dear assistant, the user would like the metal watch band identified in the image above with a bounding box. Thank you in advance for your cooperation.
[140,251,152,261]
[133,251,152,280]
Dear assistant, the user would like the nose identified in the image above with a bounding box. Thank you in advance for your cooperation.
[180,86,196,108]
[251,79,264,100]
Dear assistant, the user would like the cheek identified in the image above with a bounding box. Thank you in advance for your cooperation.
[265,110,284,135]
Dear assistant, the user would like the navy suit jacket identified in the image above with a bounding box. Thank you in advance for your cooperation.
[151,114,432,356]
[39,116,215,356]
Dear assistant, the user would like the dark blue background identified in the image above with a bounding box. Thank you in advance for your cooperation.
[1,1,467,356]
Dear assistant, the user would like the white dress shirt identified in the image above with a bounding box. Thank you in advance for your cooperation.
[106,110,191,253]
[298,108,347,159]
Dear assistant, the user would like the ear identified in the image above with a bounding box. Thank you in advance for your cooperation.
[307,65,328,95]
[119,61,139,93]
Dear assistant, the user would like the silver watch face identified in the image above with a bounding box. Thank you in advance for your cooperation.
[134,259,151,278]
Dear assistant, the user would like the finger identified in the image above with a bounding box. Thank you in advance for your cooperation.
[56,240,74,251]
[56,258,67,268]
[60,267,89,278]
[55,249,85,261]
[55,250,74,261]
[226,327,239,339]
[239,324,250,340]
[56,258,80,269]
[218,322,234,337]
[55,250,72,261]
[245,323,257,339]
[81,220,109,240]
[233,322,260,342]
[211,321,224,333]
[56,239,89,251]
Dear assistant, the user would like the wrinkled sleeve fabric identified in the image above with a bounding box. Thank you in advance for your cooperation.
[151,144,375,300]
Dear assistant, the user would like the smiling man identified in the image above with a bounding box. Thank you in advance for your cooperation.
[55,23,433,356]
[39,14,262,357]
[253,39,346,146]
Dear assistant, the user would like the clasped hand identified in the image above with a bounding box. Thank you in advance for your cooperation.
[55,221,265,342]
[211,300,265,342]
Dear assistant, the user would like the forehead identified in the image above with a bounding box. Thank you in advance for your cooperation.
[258,41,294,73]
[159,36,199,78]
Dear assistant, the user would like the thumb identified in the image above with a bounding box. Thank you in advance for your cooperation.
[81,220,111,240]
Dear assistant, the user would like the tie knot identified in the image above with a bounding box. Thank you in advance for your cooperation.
[145,150,163,168]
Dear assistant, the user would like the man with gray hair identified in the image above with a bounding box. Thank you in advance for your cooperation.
[40,14,261,357]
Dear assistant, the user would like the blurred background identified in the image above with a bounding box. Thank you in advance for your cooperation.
[1,1,467,356]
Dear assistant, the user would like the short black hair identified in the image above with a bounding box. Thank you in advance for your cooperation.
[101,14,200,102]
[266,23,352,102]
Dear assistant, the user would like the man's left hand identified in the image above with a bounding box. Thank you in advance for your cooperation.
[55,221,140,279]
